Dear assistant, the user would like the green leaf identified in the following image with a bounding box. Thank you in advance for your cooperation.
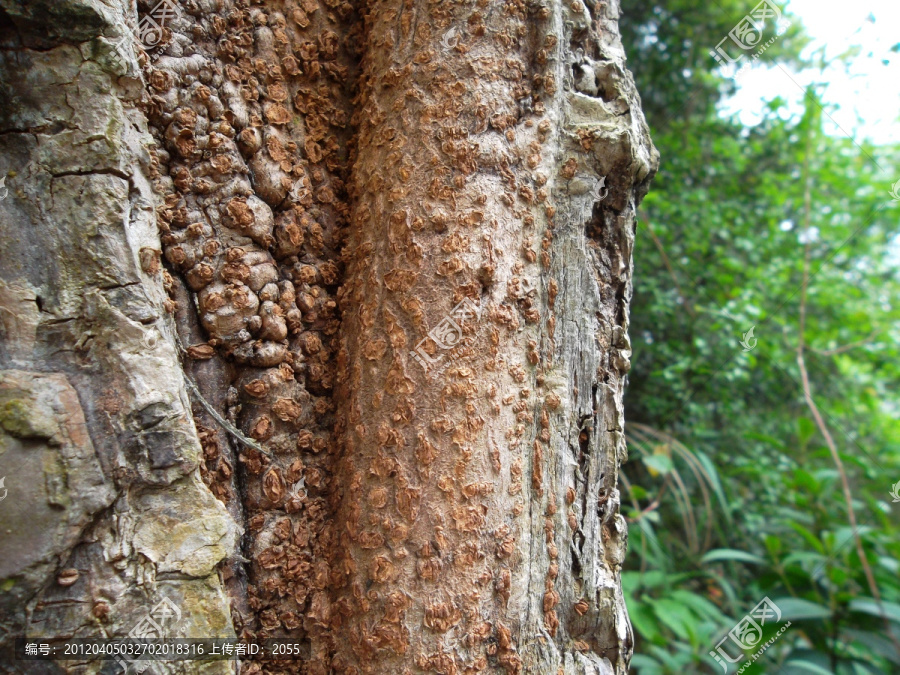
[628,601,663,644]
[782,551,829,568]
[788,523,827,554]
[744,432,787,451]
[670,589,729,623]
[827,567,847,586]
[701,549,767,565]
[797,417,817,446]
[643,453,674,476]
[781,660,835,675]
[651,598,694,640]
[848,598,900,624]
[630,485,649,500]
[843,628,900,665]
[849,663,889,675]
[792,469,821,494]
[628,570,663,590]
[770,597,833,621]
[696,450,733,524]
[629,654,665,674]
[834,525,874,549]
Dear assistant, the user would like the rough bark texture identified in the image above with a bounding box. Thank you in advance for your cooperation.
[0,0,655,673]
[333,1,656,672]
[0,1,238,672]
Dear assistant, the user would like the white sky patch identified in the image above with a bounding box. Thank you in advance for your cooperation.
[719,0,900,147]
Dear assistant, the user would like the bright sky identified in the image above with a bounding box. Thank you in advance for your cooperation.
[720,0,900,147]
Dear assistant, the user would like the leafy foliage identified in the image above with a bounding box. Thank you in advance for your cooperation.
[619,1,900,672]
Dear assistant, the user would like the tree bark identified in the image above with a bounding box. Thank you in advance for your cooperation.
[0,1,239,672]
[0,0,655,673]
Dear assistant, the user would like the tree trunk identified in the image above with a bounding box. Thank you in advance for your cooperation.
[0,0,655,674]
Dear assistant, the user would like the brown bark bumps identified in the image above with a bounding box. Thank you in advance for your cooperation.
[331,1,655,673]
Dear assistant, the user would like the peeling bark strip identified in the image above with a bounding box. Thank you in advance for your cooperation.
[0,0,654,673]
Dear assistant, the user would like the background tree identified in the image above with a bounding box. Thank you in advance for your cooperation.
[617,2,900,673]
